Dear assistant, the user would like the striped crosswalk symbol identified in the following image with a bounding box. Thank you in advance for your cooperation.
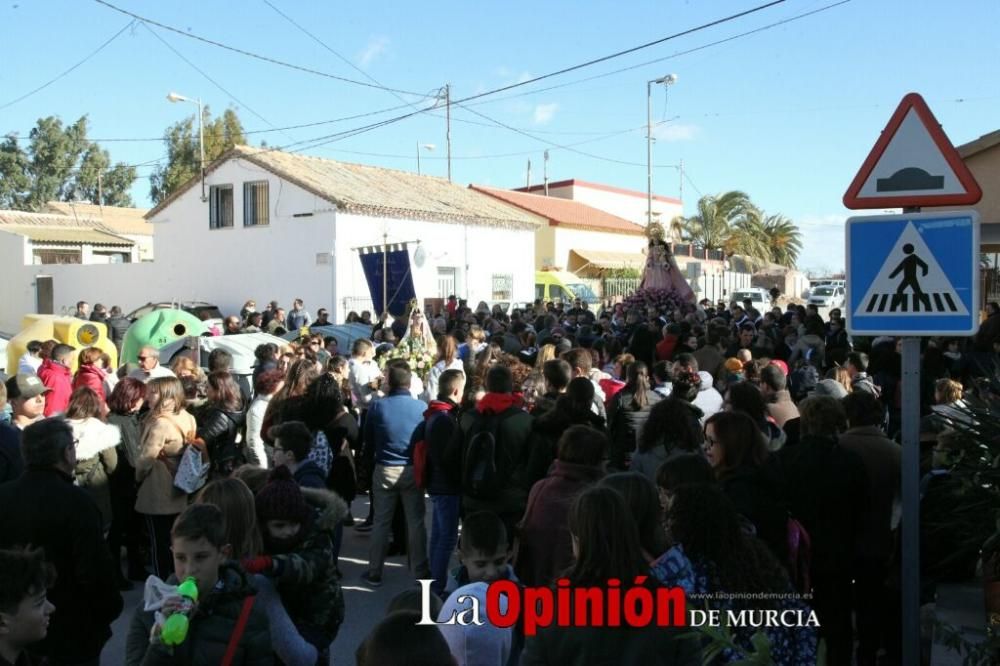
[854,222,969,318]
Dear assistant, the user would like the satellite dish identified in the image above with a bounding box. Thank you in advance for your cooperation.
[413,245,426,268]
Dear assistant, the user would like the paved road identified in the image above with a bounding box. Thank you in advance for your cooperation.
[102,494,435,665]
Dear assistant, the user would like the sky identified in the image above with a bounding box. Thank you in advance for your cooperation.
[2,0,999,273]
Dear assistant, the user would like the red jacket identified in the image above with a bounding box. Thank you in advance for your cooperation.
[38,359,73,417]
[73,364,107,404]
[656,335,679,361]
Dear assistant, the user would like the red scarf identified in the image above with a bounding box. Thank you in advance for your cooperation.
[476,392,524,415]
[424,399,457,420]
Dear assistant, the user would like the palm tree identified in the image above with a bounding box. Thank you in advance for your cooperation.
[677,190,753,251]
[759,213,802,267]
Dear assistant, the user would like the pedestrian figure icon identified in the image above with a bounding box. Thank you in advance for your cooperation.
[888,244,931,311]
[854,221,968,317]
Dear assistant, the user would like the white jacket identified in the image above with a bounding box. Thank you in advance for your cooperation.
[69,417,121,460]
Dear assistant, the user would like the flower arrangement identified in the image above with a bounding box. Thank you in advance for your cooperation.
[377,337,436,382]
[622,286,689,314]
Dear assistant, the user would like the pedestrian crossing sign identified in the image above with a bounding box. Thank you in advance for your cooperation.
[846,211,980,336]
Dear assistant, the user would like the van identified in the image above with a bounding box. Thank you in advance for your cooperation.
[534,270,600,305]
[729,288,771,309]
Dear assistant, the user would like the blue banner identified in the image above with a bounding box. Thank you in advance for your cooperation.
[359,248,417,317]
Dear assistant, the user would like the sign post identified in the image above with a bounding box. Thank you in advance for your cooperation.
[844,92,982,664]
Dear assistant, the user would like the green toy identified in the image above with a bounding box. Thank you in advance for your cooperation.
[120,310,207,369]
[160,577,199,646]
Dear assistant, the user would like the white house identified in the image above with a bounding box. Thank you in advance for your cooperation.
[470,185,648,273]
[145,145,543,322]
[44,201,154,261]
[0,210,136,265]
[516,178,683,237]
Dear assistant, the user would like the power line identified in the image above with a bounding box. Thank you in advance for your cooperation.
[451,0,786,106]
[0,20,135,111]
[461,0,852,108]
[92,0,436,98]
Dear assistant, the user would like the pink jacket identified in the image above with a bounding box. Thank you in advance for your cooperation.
[38,359,73,417]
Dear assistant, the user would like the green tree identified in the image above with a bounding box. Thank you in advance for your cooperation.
[150,107,246,204]
[758,212,802,268]
[677,190,753,252]
[0,115,136,210]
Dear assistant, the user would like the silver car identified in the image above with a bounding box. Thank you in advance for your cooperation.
[808,285,845,309]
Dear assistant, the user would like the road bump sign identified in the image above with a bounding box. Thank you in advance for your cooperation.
[846,212,979,336]
[843,93,982,209]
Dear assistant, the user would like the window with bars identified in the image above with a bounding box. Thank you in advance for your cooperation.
[491,273,514,301]
[209,185,234,229]
[243,181,269,227]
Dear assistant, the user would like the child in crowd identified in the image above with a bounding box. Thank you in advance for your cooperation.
[125,504,271,665]
[246,466,345,663]
[356,610,456,666]
[0,547,55,666]
[445,511,518,595]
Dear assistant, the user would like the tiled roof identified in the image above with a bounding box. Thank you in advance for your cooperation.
[0,210,134,246]
[469,185,647,235]
[44,201,152,236]
[515,178,683,205]
[146,146,545,229]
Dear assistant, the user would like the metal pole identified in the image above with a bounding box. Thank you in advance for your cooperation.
[647,80,653,226]
[197,98,205,202]
[382,232,388,316]
[526,159,531,189]
[445,84,452,182]
[900,204,921,666]
[543,150,549,196]
[416,141,421,175]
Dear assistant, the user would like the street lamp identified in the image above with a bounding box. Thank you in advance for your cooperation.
[167,92,206,202]
[416,143,436,175]
[647,74,678,227]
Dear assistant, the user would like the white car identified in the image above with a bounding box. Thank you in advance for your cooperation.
[808,285,846,309]
[730,288,771,310]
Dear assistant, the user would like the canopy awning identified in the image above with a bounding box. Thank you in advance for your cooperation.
[568,248,645,274]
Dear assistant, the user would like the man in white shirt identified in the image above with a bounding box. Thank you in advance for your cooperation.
[17,340,43,375]
[128,346,176,383]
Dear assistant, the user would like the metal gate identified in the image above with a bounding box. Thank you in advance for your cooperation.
[437,267,457,298]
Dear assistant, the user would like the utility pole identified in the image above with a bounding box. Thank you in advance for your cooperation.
[543,150,549,195]
[382,231,388,317]
[526,159,532,189]
[445,84,452,183]
[678,159,684,206]
[97,171,103,207]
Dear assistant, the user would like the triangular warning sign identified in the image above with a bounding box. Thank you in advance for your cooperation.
[855,222,969,317]
[843,93,982,209]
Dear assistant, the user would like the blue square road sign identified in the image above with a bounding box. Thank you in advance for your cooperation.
[845,211,980,336]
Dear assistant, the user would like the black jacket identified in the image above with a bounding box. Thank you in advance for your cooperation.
[606,388,662,471]
[106,315,131,347]
[719,462,789,564]
[126,564,271,665]
[0,423,23,483]
[422,399,462,495]
[0,467,123,661]
[293,459,327,489]
[774,434,870,579]
[197,405,246,478]
[525,403,606,488]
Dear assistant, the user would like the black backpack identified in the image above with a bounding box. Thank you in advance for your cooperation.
[462,409,518,500]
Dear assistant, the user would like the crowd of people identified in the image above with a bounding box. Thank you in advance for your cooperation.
[1,264,998,665]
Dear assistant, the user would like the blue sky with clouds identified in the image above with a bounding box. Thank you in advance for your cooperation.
[3,0,999,272]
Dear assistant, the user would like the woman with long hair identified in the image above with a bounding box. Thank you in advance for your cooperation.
[599,472,669,562]
[247,369,284,469]
[703,410,788,564]
[67,387,119,530]
[73,347,109,405]
[533,343,556,371]
[521,486,701,664]
[607,361,662,471]
[726,381,786,451]
[632,373,704,484]
[136,376,197,578]
[652,484,817,664]
[262,358,320,443]
[106,377,147,585]
[196,478,263,559]
[196,371,246,480]
[424,335,464,402]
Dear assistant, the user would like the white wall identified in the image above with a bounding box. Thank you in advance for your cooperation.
[551,226,646,270]
[148,158,337,319]
[544,183,683,230]
[335,212,537,319]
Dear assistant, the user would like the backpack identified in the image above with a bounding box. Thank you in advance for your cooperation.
[412,420,430,490]
[462,409,518,500]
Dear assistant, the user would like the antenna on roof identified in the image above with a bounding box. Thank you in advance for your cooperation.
[526,159,531,190]
[543,150,549,196]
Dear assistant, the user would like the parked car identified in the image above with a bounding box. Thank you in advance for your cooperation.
[126,301,224,325]
[729,288,771,310]
[808,285,846,309]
